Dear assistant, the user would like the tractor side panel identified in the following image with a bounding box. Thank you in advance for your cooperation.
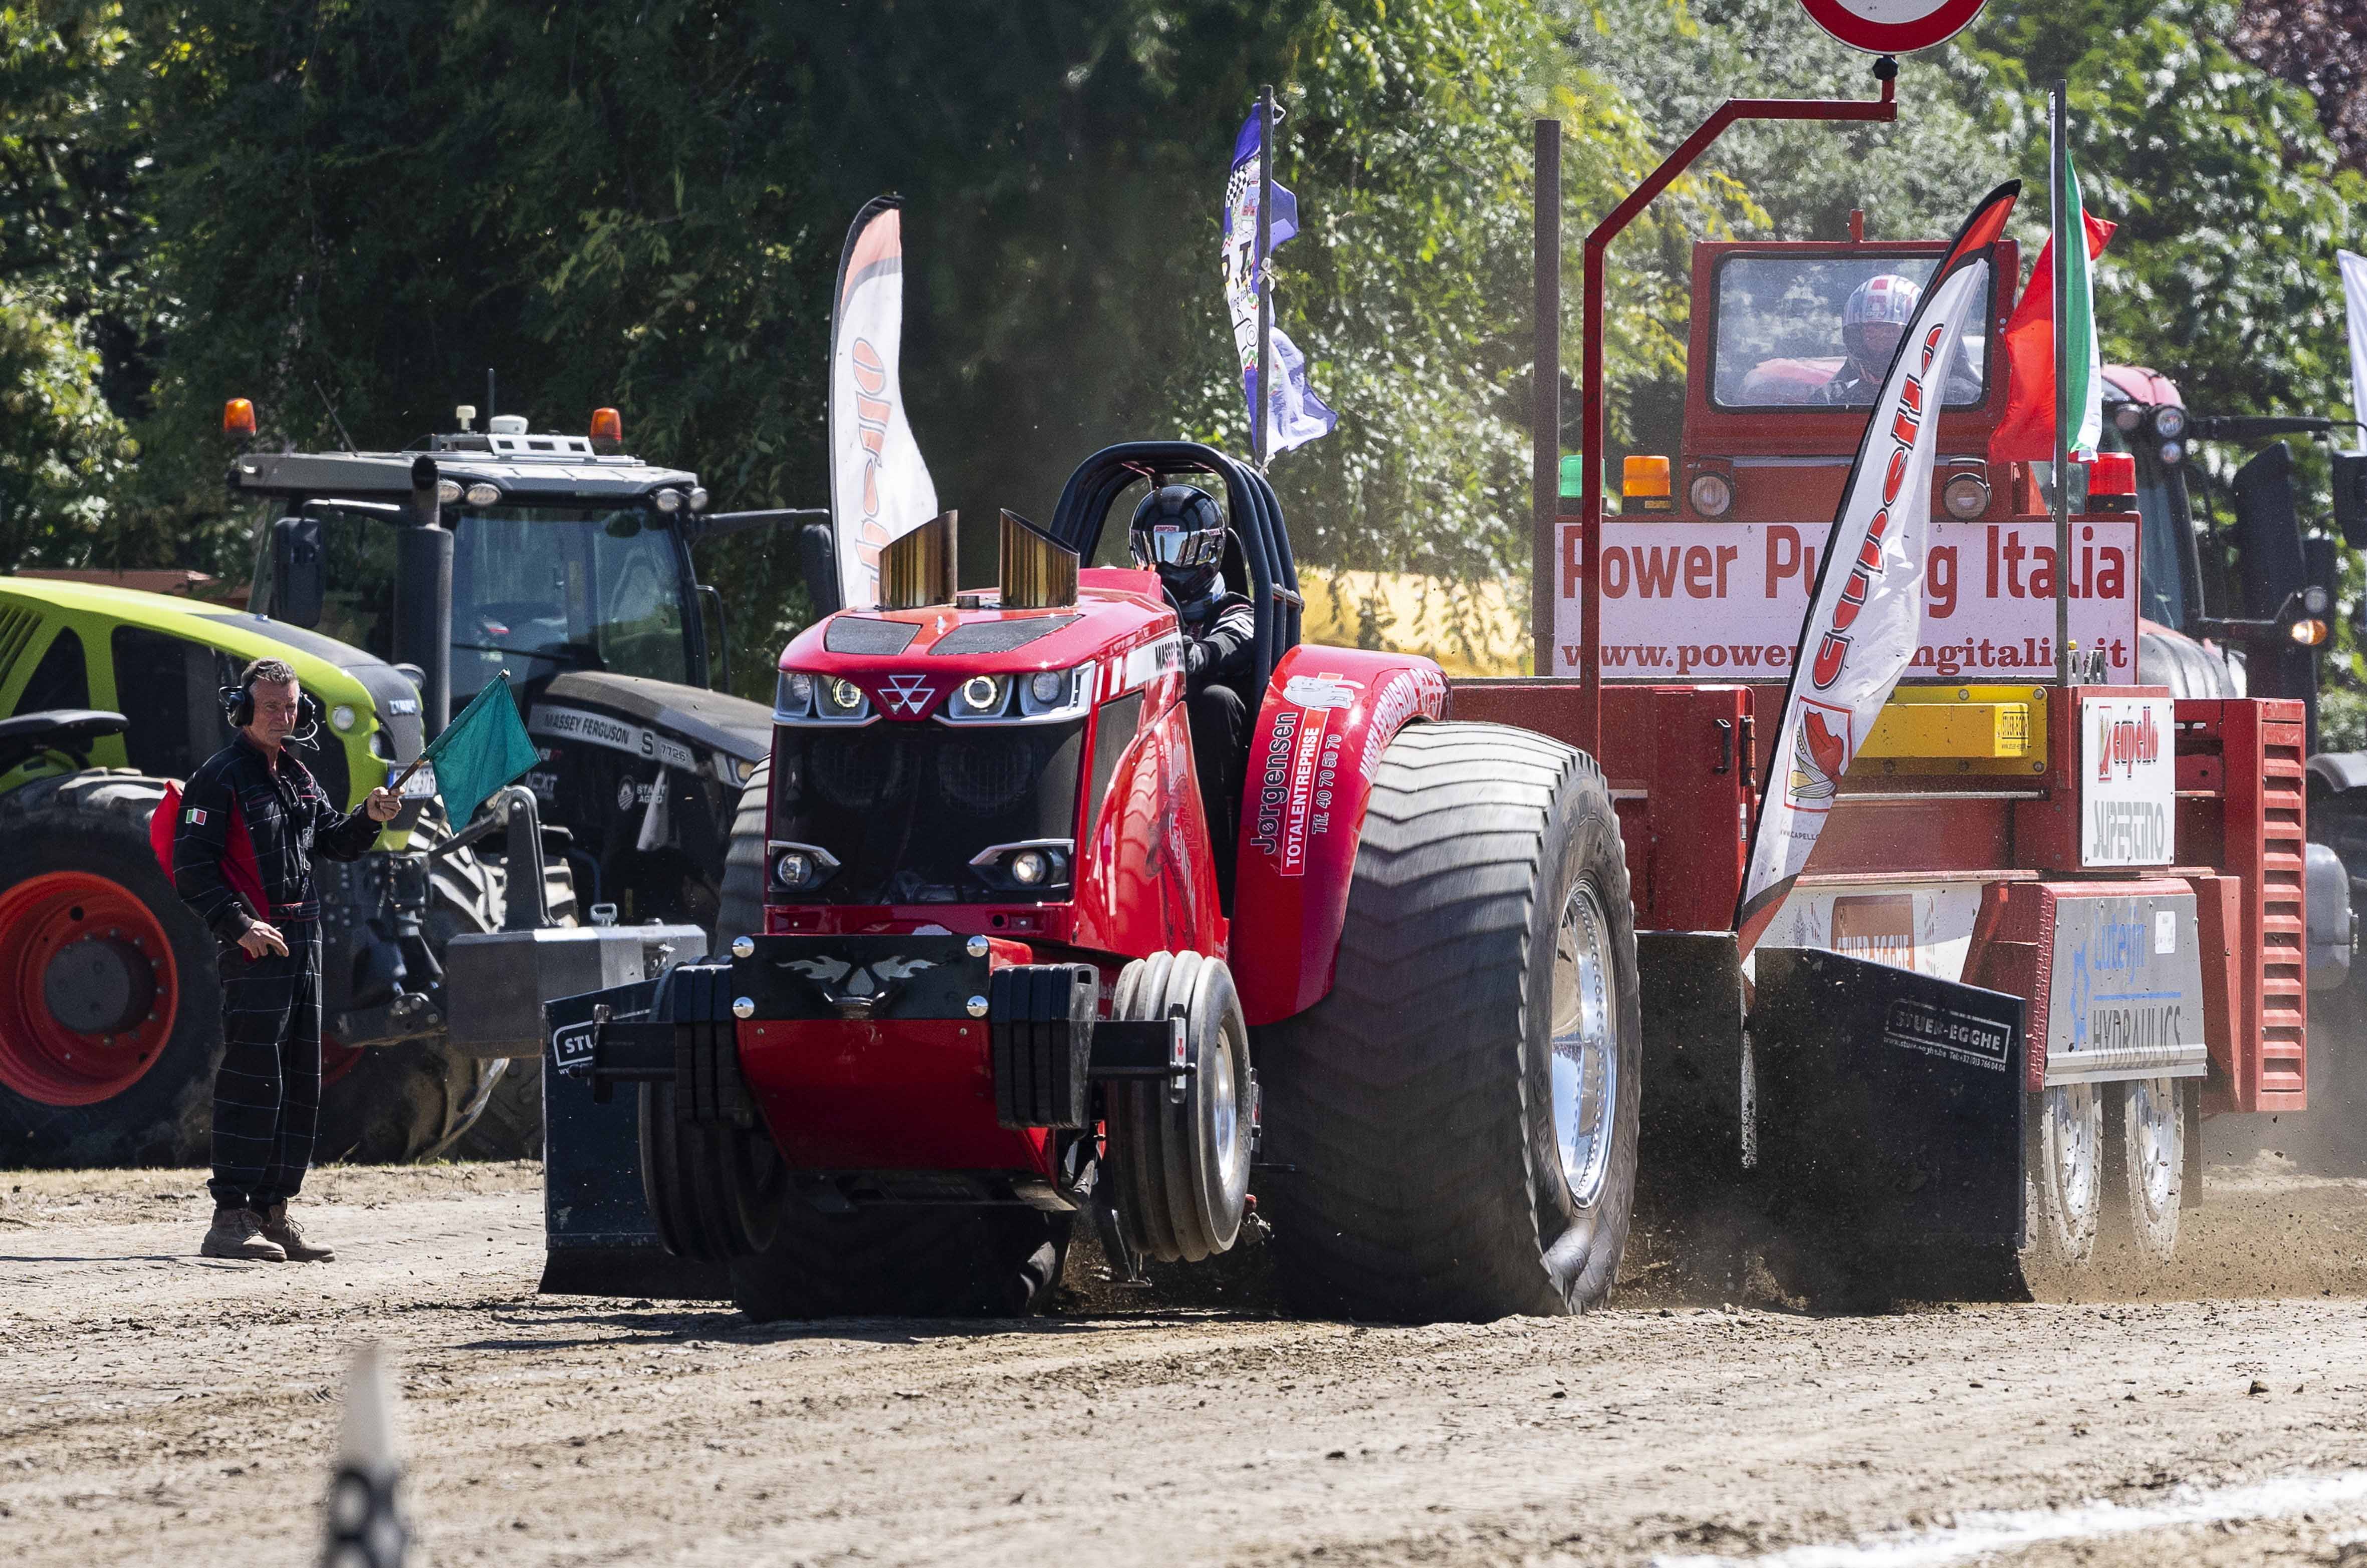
[1230,646,1449,1026]
[1073,697,1225,961]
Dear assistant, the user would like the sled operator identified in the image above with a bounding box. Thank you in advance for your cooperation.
[1131,484,1253,895]
[1812,272,1985,407]
[174,656,401,1263]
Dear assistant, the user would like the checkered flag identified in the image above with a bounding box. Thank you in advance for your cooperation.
[320,1343,408,1568]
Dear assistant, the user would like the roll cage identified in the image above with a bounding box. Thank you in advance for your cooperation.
[1049,441,1305,696]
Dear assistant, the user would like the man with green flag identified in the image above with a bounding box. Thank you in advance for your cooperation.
[396,673,543,824]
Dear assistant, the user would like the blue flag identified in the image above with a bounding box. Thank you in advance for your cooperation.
[1223,110,1337,456]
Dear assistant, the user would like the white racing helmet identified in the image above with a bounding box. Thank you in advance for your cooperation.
[1843,273,1921,364]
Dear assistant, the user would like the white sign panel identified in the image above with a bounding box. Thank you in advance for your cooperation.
[2080,695,2174,867]
[1552,519,2140,682]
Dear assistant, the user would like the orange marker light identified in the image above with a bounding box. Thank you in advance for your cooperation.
[223,398,257,438]
[2292,618,2329,647]
[1623,455,1671,498]
[1622,455,1673,512]
[590,407,623,443]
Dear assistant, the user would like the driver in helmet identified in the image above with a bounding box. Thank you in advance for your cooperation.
[1131,484,1254,888]
[1814,272,1921,407]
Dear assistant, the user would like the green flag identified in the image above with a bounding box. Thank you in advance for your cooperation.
[417,673,540,822]
[2060,150,2102,457]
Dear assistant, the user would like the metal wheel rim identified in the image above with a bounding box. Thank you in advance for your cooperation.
[1208,1027,1241,1188]
[0,871,179,1106]
[1550,881,1619,1208]
[2046,1081,2101,1246]
[2128,1078,2180,1220]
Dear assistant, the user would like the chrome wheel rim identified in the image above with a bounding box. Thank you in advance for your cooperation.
[1209,1029,1241,1188]
[1550,882,1619,1208]
[2128,1077,2181,1221]
[2045,1082,2101,1259]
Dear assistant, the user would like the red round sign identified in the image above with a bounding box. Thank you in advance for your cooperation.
[1795,0,1986,53]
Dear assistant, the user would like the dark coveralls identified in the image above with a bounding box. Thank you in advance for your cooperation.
[173,732,379,1211]
[1178,585,1255,897]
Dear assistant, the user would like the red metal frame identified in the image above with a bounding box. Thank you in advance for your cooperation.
[1536,69,1899,754]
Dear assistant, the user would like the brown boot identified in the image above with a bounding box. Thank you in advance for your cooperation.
[201,1206,286,1262]
[258,1202,335,1262]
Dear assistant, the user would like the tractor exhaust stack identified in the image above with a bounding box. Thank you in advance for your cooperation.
[997,509,1077,609]
[880,511,958,610]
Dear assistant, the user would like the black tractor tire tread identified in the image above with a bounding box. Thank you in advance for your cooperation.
[714,760,769,948]
[728,1203,1068,1322]
[0,770,222,1167]
[1259,722,1639,1322]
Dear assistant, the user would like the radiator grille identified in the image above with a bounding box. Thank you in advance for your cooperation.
[0,605,39,689]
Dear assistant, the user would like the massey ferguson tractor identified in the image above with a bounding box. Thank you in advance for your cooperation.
[539,52,2326,1319]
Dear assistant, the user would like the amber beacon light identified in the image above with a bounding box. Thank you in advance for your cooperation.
[590,407,623,443]
[222,398,257,439]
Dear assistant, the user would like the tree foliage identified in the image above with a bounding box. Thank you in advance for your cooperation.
[4,0,2366,692]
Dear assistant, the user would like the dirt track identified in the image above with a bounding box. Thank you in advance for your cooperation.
[7,1158,2367,1566]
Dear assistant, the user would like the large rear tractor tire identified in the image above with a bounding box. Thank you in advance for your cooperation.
[2099,1077,2183,1263]
[0,772,221,1167]
[728,1203,1070,1322]
[1259,722,1641,1321]
[1105,951,1254,1263]
[713,759,769,949]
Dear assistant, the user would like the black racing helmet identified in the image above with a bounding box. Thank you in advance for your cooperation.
[1128,483,1226,602]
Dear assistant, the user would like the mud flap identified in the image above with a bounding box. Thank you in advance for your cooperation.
[538,980,732,1300]
[1749,947,2027,1301]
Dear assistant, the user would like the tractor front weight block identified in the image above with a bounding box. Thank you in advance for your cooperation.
[989,962,1196,1130]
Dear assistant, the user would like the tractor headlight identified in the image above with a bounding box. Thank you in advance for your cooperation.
[2159,440,2185,466]
[948,674,1010,720]
[1942,473,1992,520]
[330,703,357,732]
[435,479,463,504]
[775,670,815,719]
[653,487,684,513]
[1016,663,1092,720]
[2152,404,2187,441]
[817,677,869,721]
[2112,403,2144,434]
[768,841,840,892]
[688,487,710,512]
[1687,472,1734,517]
[969,839,1073,894]
[463,482,501,508]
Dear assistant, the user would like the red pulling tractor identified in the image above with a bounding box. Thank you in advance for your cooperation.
[546,451,1629,1318]
[538,68,2328,1319]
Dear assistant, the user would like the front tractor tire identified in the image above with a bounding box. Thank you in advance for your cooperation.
[1259,722,1641,1321]
[1106,950,1254,1264]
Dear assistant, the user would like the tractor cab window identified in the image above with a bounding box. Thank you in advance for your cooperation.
[250,502,402,665]
[110,627,239,781]
[1711,253,1989,410]
[2100,420,2194,631]
[448,506,691,702]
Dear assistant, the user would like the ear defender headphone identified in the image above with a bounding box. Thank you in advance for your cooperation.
[218,660,323,746]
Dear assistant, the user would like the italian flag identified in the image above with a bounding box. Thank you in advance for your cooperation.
[1990,153,2113,462]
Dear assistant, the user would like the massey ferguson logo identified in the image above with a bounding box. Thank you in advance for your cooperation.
[879,673,935,715]
[2094,705,2163,780]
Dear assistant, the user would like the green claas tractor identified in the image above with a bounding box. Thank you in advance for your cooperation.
[0,576,552,1167]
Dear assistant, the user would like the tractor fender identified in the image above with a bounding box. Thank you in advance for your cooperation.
[1228,645,1449,1025]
